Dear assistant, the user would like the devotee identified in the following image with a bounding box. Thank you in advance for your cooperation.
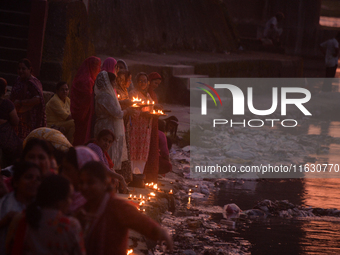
[263,12,285,47]
[23,127,72,167]
[143,73,163,183]
[0,78,22,167]
[10,58,46,140]
[128,73,155,179]
[101,57,117,74]
[158,120,172,175]
[78,161,173,255]
[148,72,162,104]
[0,161,41,255]
[115,70,134,182]
[61,146,99,214]
[6,175,85,255]
[45,81,75,143]
[116,69,132,102]
[22,138,58,176]
[115,59,128,73]
[70,56,101,146]
[94,70,133,173]
[86,129,129,193]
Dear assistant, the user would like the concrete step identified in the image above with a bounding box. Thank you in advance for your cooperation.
[0,36,28,49]
[0,22,29,38]
[169,74,209,105]
[0,46,27,61]
[0,10,30,26]
[167,65,195,76]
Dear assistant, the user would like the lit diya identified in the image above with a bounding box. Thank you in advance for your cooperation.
[151,109,166,116]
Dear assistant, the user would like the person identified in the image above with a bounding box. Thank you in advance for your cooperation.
[45,81,75,143]
[0,78,22,167]
[148,72,162,104]
[86,129,129,192]
[6,175,86,255]
[116,69,132,101]
[263,12,285,46]
[158,120,172,175]
[78,161,173,255]
[0,161,41,255]
[320,32,340,91]
[101,57,117,74]
[61,146,100,214]
[70,56,101,146]
[22,138,58,176]
[128,73,155,178]
[94,70,133,172]
[115,59,128,73]
[143,72,164,182]
[10,58,46,140]
[116,59,135,91]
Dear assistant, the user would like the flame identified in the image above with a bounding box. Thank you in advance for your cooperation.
[152,101,155,104]
[142,101,145,104]
[132,103,138,107]
[147,100,150,104]
[169,189,173,194]
[127,249,133,255]
[157,110,164,114]
[150,192,156,197]
[132,97,142,102]
[118,94,120,98]
[153,184,158,190]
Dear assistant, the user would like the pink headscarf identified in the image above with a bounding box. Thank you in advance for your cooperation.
[101,57,117,73]
[75,146,100,168]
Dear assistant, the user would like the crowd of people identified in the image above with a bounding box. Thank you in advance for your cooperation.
[0,56,174,254]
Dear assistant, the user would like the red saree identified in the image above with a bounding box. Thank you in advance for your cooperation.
[70,56,101,146]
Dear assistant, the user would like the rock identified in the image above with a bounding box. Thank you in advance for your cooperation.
[224,203,241,214]
[182,146,191,152]
[191,192,205,199]
[200,188,210,196]
[183,249,196,255]
[243,209,268,218]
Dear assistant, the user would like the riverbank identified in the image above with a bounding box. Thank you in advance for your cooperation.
[122,93,340,254]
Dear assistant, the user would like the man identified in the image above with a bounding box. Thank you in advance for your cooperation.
[263,12,285,46]
[320,32,340,92]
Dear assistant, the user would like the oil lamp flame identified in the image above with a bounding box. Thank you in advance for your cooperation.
[127,249,133,255]
[132,97,142,102]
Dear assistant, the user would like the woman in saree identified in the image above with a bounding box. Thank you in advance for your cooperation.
[70,56,101,146]
[10,59,46,140]
[93,71,133,173]
[128,72,159,182]
[101,57,117,74]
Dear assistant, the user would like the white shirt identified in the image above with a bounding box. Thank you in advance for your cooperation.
[320,38,339,67]
[264,16,278,37]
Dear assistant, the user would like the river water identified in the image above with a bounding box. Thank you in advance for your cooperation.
[202,120,340,254]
